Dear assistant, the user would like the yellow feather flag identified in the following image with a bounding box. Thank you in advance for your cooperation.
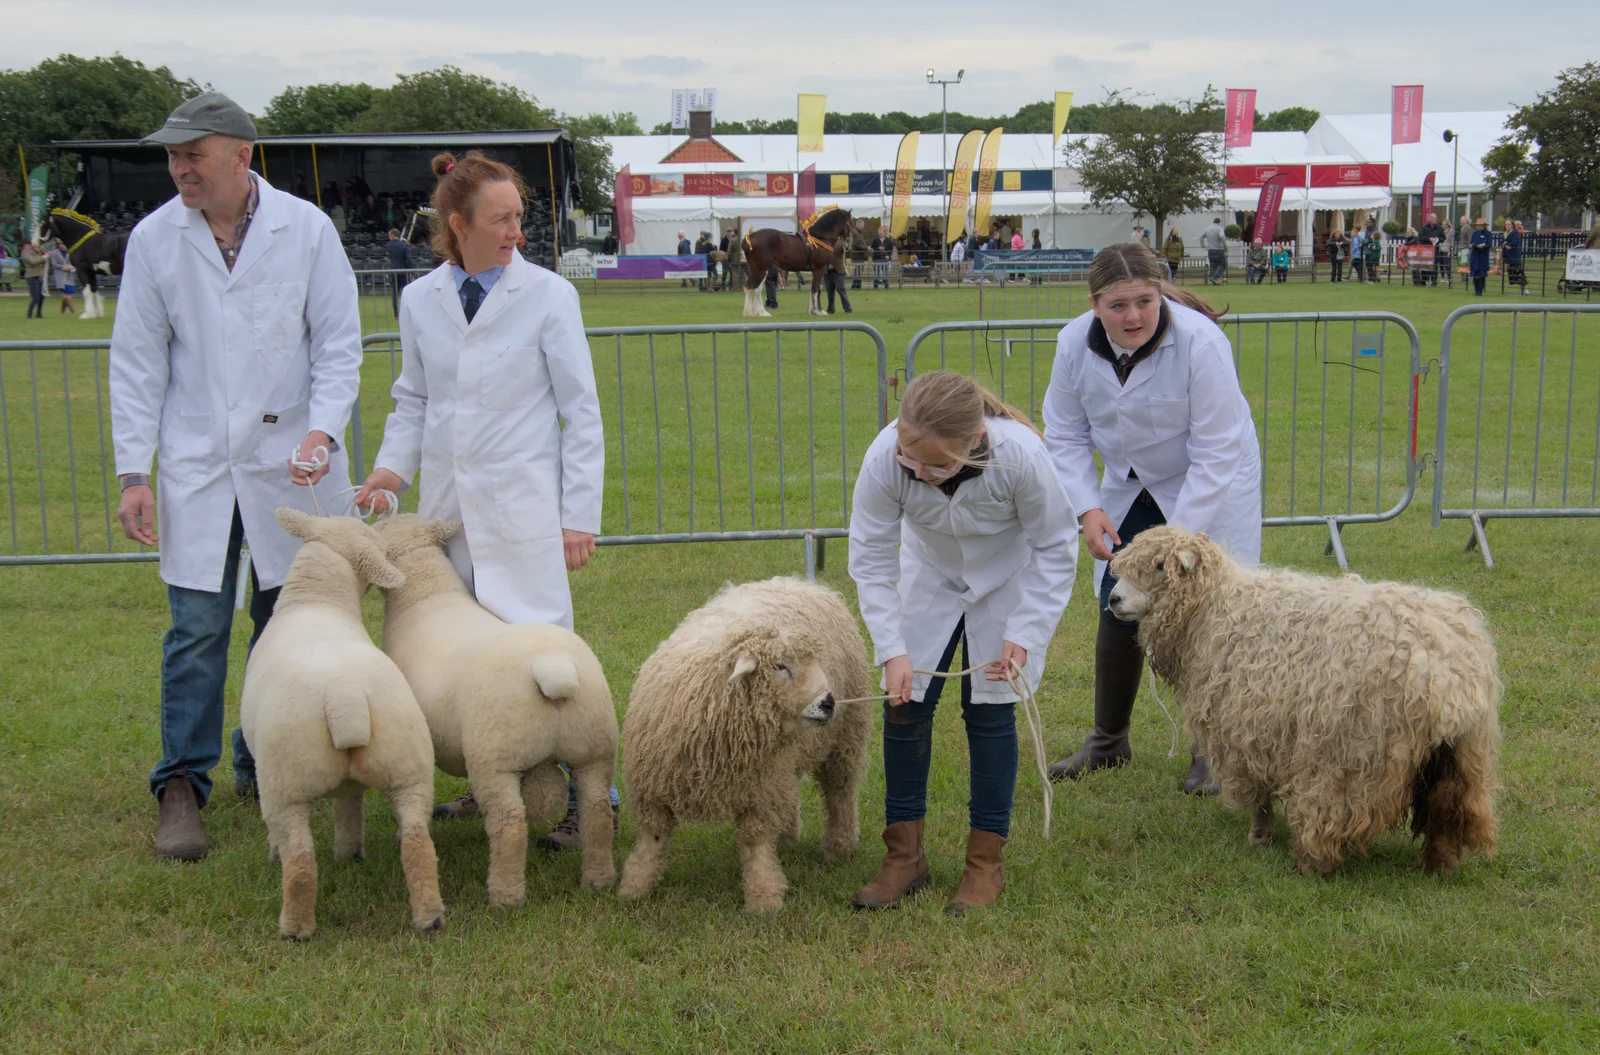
[1053,92,1074,146]
[889,130,921,238]
[797,94,826,153]
[973,127,1004,239]
[944,129,984,243]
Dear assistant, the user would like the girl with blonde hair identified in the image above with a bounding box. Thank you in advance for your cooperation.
[848,371,1078,915]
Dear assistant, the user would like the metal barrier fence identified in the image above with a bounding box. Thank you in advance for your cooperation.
[903,312,1426,569]
[1430,303,1600,567]
[2,322,889,579]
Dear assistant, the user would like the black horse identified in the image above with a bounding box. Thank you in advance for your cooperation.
[39,209,128,320]
[741,206,853,317]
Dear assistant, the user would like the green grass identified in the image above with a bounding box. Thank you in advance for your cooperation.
[1,281,1599,1053]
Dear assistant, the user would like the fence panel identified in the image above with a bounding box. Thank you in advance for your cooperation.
[904,312,1425,568]
[4,323,889,578]
[1430,303,1600,567]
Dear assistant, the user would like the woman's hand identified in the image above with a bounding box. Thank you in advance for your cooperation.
[986,641,1027,682]
[354,468,405,513]
[562,529,596,571]
[289,431,335,485]
[882,655,914,705]
[1079,507,1121,562]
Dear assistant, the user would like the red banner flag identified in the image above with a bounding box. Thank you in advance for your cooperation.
[1391,85,1423,144]
[1254,173,1291,245]
[797,164,816,229]
[1225,89,1256,149]
[1421,171,1437,221]
[614,164,635,247]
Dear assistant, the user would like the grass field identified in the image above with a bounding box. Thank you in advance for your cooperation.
[1,279,1598,1053]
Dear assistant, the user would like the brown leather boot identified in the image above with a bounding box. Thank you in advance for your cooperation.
[1049,615,1141,781]
[155,776,209,861]
[945,829,1006,916]
[851,819,931,910]
[1183,745,1221,796]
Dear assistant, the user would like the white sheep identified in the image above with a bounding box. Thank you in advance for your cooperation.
[1107,526,1501,876]
[240,509,444,940]
[373,514,619,908]
[618,577,872,913]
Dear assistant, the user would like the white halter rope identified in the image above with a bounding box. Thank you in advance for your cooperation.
[835,659,1184,841]
[835,658,1054,841]
[287,445,399,521]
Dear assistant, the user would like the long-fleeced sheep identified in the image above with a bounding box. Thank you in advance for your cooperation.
[1107,526,1500,876]
[240,509,444,940]
[618,577,872,912]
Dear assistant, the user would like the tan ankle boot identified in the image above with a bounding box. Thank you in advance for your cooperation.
[155,776,209,861]
[945,829,1005,916]
[851,819,931,910]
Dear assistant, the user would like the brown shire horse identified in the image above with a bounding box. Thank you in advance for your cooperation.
[741,207,852,317]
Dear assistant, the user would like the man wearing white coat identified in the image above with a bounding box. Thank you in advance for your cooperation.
[110,94,363,861]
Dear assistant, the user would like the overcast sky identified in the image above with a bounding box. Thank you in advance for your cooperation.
[3,0,1586,123]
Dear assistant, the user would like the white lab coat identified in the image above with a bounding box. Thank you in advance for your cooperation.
[110,176,362,592]
[373,253,604,628]
[1042,299,1262,593]
[848,416,1078,704]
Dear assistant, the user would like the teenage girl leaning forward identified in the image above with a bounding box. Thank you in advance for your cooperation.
[848,372,1078,914]
[1043,242,1262,794]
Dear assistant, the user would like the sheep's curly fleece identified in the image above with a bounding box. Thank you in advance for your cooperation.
[1112,526,1501,875]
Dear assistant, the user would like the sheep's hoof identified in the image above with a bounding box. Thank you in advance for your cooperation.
[414,915,444,936]
[280,925,315,942]
[1248,828,1273,847]
[582,872,617,893]
[335,848,365,863]
[743,895,784,914]
[487,893,526,912]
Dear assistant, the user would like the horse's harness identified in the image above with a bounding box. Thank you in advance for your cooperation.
[49,211,100,254]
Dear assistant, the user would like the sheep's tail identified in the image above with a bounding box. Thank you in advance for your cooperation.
[529,652,581,702]
[323,687,372,750]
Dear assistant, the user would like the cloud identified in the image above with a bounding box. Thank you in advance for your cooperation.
[1115,41,1151,52]
[621,54,711,78]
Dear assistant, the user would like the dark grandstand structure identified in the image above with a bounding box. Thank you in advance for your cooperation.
[28,129,579,278]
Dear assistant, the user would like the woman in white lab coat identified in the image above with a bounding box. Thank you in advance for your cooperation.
[848,372,1078,916]
[354,150,612,842]
[1042,242,1261,794]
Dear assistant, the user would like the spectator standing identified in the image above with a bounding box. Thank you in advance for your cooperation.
[0,240,11,293]
[1468,218,1491,295]
[676,231,691,287]
[850,219,866,289]
[1200,217,1227,285]
[1349,224,1366,283]
[21,240,46,317]
[1032,229,1043,250]
[1011,230,1025,250]
[1162,228,1184,281]
[1418,212,1444,286]
[386,228,413,316]
[1362,219,1382,283]
[49,239,77,315]
[1326,228,1348,283]
[1501,218,1527,295]
[600,229,619,255]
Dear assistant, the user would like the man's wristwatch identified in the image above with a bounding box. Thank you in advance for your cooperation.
[119,473,151,491]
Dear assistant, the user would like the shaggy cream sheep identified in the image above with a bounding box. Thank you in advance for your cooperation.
[374,514,619,907]
[618,577,871,913]
[1107,526,1500,876]
[240,509,444,940]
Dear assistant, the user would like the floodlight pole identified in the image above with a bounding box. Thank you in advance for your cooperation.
[928,68,963,261]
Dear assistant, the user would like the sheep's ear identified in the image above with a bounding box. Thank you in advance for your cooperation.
[431,519,461,545]
[729,654,758,684]
[276,507,318,540]
[1177,550,1195,573]
[357,553,407,590]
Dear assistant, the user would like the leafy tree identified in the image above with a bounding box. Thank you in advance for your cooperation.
[1066,88,1224,242]
[351,66,547,134]
[0,54,203,183]
[1256,106,1320,132]
[566,111,644,136]
[259,82,376,135]
[1483,61,1600,212]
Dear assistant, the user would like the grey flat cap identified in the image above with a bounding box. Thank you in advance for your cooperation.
[143,93,257,146]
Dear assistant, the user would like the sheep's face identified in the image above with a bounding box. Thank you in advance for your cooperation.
[1107,526,1220,624]
[276,507,406,590]
[728,637,837,734]
[373,513,459,558]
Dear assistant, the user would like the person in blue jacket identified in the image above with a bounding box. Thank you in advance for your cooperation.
[1500,218,1527,296]
[1468,218,1492,296]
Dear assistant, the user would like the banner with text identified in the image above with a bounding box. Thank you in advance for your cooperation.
[945,129,983,243]
[1225,89,1257,148]
[1421,171,1436,220]
[973,126,1004,238]
[1253,173,1292,244]
[798,94,827,153]
[889,131,920,238]
[1391,85,1423,145]
[614,165,635,246]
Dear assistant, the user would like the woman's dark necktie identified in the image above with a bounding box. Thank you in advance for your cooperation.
[461,277,484,323]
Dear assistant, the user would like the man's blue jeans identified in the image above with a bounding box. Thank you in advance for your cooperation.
[148,507,278,807]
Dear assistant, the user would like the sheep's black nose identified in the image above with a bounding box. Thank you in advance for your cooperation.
[819,694,836,717]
